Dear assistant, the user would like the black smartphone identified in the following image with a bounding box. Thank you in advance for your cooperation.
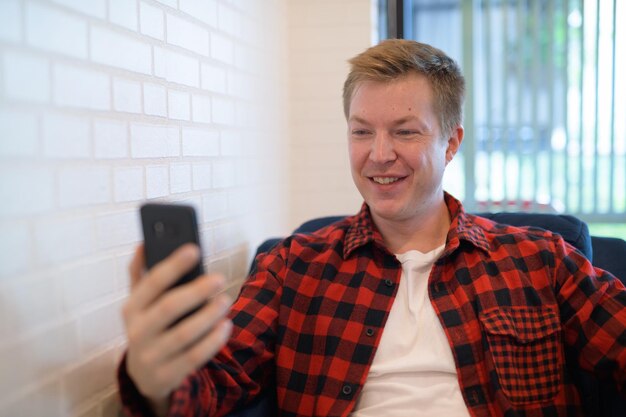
[140,203,205,288]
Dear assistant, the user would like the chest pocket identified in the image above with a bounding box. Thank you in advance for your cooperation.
[480,307,563,405]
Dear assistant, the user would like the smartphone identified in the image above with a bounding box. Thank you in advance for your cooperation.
[140,203,205,288]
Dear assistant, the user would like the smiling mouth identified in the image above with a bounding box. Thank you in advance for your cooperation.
[371,176,403,185]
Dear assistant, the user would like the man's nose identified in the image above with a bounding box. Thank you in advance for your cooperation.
[369,133,396,163]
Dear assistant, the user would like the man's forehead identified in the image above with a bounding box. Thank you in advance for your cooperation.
[349,77,435,117]
[349,74,433,105]
[352,72,431,91]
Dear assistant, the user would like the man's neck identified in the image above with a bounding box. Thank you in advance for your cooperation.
[372,198,451,254]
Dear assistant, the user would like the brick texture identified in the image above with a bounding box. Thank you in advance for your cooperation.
[287,0,370,227]
[0,0,372,415]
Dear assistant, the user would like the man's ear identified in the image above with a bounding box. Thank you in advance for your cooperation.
[445,125,464,165]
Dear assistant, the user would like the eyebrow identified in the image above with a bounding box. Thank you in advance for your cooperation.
[347,116,371,125]
[391,116,421,126]
[348,115,429,130]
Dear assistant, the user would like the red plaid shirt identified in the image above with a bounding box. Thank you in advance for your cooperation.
[119,193,626,417]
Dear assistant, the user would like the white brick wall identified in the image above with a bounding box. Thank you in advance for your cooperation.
[192,162,212,190]
[212,96,235,125]
[169,162,192,193]
[211,32,235,64]
[166,13,210,56]
[109,0,138,31]
[114,166,145,202]
[179,0,218,27]
[50,0,107,19]
[168,89,191,120]
[43,113,91,158]
[191,94,212,123]
[3,51,50,103]
[91,26,152,74]
[34,215,96,264]
[0,222,31,277]
[139,1,164,40]
[183,127,219,156]
[154,46,199,86]
[113,78,142,113]
[94,210,141,251]
[0,166,55,216]
[0,0,22,43]
[143,82,167,116]
[26,1,88,58]
[130,123,179,158]
[0,110,39,157]
[94,119,128,159]
[201,62,228,93]
[145,165,169,198]
[54,64,110,110]
[0,0,373,415]
[61,258,117,312]
[58,166,111,207]
[287,0,374,228]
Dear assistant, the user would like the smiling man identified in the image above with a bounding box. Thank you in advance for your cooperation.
[118,40,626,417]
[346,71,462,254]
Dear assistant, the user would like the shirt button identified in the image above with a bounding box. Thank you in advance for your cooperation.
[432,282,447,295]
[365,328,375,337]
[384,278,393,287]
[342,384,353,396]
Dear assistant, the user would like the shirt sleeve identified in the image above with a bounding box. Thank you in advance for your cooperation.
[554,236,626,395]
[117,247,287,417]
[117,354,166,417]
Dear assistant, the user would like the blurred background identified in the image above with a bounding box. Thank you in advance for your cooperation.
[385,0,625,235]
[0,0,623,416]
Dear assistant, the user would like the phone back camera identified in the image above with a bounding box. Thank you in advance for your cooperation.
[153,221,165,237]
[153,221,179,239]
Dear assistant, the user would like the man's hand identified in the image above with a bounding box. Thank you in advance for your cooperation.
[122,244,233,416]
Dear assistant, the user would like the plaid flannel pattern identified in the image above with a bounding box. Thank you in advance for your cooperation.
[118,193,626,417]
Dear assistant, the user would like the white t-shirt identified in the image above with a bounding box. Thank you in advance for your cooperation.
[351,245,471,417]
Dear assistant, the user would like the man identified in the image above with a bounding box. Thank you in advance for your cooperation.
[118,40,626,416]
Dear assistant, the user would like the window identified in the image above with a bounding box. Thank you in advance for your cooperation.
[380,0,626,236]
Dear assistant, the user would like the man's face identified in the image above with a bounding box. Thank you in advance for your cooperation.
[347,73,462,225]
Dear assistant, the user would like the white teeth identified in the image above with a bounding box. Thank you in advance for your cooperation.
[372,177,400,185]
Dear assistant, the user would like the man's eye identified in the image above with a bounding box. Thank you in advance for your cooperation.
[397,130,416,136]
[352,130,370,136]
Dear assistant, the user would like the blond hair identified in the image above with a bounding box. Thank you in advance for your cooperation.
[343,39,465,135]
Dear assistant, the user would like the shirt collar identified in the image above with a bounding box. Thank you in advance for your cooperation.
[343,192,491,259]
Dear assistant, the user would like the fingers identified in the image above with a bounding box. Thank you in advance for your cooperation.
[129,244,145,290]
[138,274,226,339]
[125,244,201,317]
[123,241,236,405]
[160,319,233,387]
[142,293,232,364]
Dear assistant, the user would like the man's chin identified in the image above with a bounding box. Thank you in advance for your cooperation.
[367,201,406,222]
